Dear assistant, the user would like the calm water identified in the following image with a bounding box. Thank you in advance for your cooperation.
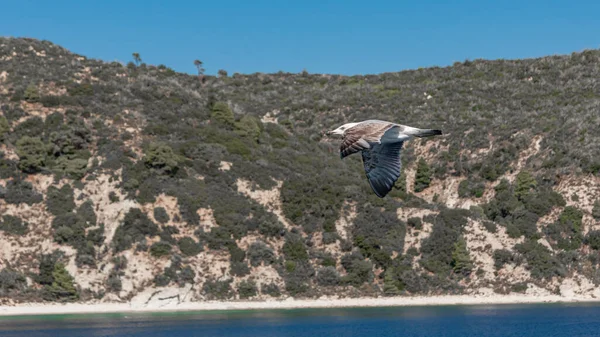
[1,303,600,337]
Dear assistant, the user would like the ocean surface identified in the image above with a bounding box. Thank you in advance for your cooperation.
[1,303,600,337]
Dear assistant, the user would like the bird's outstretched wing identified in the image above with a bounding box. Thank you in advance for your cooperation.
[339,121,396,159]
[340,133,371,158]
[361,141,404,198]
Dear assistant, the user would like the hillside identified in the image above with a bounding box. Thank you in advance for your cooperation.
[1,37,600,306]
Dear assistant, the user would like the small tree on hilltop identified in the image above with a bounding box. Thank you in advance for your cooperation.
[193,59,205,76]
[132,53,142,66]
[194,59,206,85]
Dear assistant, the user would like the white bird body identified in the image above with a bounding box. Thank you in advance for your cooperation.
[327,120,442,198]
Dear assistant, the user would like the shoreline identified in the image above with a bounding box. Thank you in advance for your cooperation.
[1,295,600,317]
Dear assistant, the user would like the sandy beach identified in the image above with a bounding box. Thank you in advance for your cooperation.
[1,294,599,317]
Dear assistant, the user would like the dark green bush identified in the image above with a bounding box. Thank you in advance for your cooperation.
[511,282,528,293]
[0,268,27,297]
[407,217,422,230]
[0,116,9,141]
[77,200,97,227]
[46,184,75,216]
[144,142,181,175]
[23,84,39,102]
[282,233,309,261]
[3,179,43,205]
[150,241,172,258]
[0,215,28,235]
[340,251,373,286]
[414,158,431,192]
[493,249,515,269]
[592,200,600,221]
[458,179,485,198]
[16,136,47,173]
[153,207,170,224]
[112,208,159,252]
[420,208,469,275]
[316,266,340,286]
[177,237,203,256]
[545,206,583,250]
[515,240,566,280]
[202,279,234,300]
[210,102,234,127]
[451,237,473,276]
[261,282,281,297]
[237,279,258,299]
[584,230,600,250]
[41,263,78,302]
[248,241,276,267]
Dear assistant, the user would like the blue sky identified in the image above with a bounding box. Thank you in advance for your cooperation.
[2,0,599,75]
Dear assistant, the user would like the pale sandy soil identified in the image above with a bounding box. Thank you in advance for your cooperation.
[1,294,599,316]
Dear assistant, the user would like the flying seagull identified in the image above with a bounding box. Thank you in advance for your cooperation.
[326,120,442,198]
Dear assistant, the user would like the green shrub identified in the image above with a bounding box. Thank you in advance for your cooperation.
[0,215,28,235]
[77,200,97,227]
[458,179,485,198]
[234,116,261,142]
[585,230,600,250]
[67,82,94,96]
[383,269,401,296]
[593,200,600,221]
[238,279,258,299]
[414,158,431,192]
[106,272,122,293]
[109,191,119,203]
[420,208,469,275]
[202,279,234,300]
[258,219,285,237]
[545,206,583,250]
[150,241,172,258]
[515,171,537,200]
[153,207,170,224]
[407,217,422,230]
[515,240,566,280]
[340,251,373,287]
[42,263,78,302]
[177,237,203,256]
[51,157,88,180]
[248,241,276,267]
[0,268,27,297]
[211,102,235,127]
[3,179,43,205]
[112,208,159,252]
[23,84,39,102]
[511,282,528,293]
[16,136,47,173]
[482,221,497,233]
[316,266,340,286]
[46,184,76,216]
[144,142,181,175]
[0,116,9,141]
[282,233,309,261]
[493,249,514,269]
[261,283,281,297]
[451,237,473,276]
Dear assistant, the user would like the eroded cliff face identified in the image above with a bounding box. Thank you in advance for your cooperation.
[1,37,600,304]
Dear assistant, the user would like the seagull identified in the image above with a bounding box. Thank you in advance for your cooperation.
[326,120,442,198]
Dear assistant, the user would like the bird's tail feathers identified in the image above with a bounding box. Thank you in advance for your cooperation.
[413,129,442,138]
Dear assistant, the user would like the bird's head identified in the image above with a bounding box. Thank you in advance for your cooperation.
[325,122,359,137]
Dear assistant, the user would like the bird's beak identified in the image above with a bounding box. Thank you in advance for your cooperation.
[325,131,332,136]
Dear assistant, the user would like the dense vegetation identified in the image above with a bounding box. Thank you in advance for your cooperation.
[0,37,600,303]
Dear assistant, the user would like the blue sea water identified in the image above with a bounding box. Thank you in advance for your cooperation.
[1,303,600,337]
